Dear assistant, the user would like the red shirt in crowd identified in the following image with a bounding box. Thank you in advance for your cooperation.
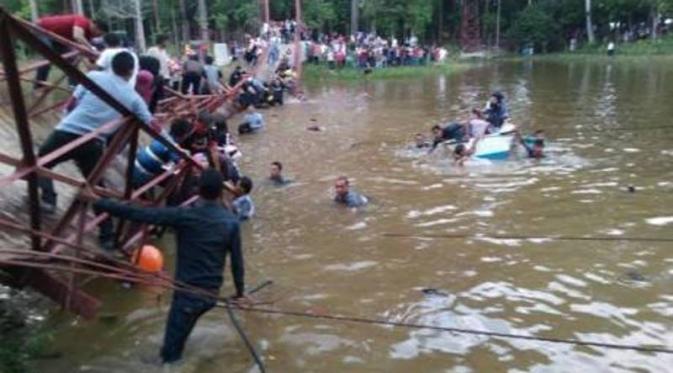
[37,14,93,41]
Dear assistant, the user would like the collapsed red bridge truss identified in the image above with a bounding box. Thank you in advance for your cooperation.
[0,7,245,318]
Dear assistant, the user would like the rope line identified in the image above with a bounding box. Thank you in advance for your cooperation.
[383,233,673,243]
[230,305,673,355]
[2,252,672,356]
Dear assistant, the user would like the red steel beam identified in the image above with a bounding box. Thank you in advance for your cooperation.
[0,15,42,251]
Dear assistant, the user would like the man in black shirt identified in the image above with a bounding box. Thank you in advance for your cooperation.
[94,169,245,364]
[429,122,467,152]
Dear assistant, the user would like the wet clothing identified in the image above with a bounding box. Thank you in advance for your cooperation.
[431,123,467,150]
[238,112,264,134]
[94,198,244,364]
[57,71,152,141]
[468,119,490,138]
[232,195,255,220]
[270,175,290,186]
[484,102,508,129]
[94,198,245,294]
[37,14,94,41]
[335,190,368,208]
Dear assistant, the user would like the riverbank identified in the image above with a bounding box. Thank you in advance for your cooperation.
[302,61,474,82]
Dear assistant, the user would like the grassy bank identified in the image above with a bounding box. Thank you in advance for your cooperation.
[302,62,474,82]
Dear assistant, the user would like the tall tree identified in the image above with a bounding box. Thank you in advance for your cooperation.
[133,0,146,51]
[179,0,190,42]
[198,0,209,44]
[351,0,358,35]
[585,0,595,43]
[28,0,39,21]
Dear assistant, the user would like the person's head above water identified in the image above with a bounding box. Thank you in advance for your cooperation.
[534,129,545,140]
[199,168,224,201]
[453,144,467,159]
[431,124,442,138]
[238,176,253,195]
[111,52,136,81]
[490,91,504,105]
[334,176,350,198]
[531,139,545,159]
[415,133,426,147]
[270,161,283,179]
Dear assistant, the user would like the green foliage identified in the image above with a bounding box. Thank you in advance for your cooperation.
[507,4,560,51]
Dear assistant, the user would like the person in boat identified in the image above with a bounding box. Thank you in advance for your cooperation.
[94,169,247,364]
[468,108,491,139]
[484,91,509,130]
[232,176,255,220]
[517,130,545,159]
[429,122,467,153]
[132,118,193,188]
[334,176,368,208]
[37,52,153,251]
[34,14,107,89]
[269,161,290,186]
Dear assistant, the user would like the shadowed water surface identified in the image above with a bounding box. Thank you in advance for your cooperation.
[26,58,673,372]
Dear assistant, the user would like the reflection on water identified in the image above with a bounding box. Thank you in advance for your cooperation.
[26,58,673,371]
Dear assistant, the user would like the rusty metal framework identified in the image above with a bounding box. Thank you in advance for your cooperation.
[0,7,243,318]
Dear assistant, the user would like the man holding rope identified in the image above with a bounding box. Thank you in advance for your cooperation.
[94,168,247,364]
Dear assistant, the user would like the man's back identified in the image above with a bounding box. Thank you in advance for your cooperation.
[172,202,242,292]
[37,14,92,40]
[57,71,152,140]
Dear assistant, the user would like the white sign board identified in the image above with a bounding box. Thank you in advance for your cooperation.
[213,43,230,66]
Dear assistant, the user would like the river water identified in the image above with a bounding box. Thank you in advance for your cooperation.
[29,58,673,372]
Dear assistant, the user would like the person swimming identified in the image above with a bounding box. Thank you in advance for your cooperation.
[414,133,431,149]
[334,176,368,208]
[429,123,467,153]
[517,130,545,159]
[269,161,291,186]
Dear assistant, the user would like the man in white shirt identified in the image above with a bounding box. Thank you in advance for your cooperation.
[96,33,139,87]
[147,34,172,83]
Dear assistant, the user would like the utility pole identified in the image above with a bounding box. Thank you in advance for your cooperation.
[585,0,595,43]
[28,0,39,21]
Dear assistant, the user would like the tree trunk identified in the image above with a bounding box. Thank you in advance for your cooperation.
[133,0,146,52]
[171,8,180,47]
[197,0,209,44]
[71,0,83,14]
[87,0,94,17]
[495,0,501,49]
[651,5,659,40]
[585,0,595,44]
[153,0,161,31]
[351,0,358,36]
[179,0,190,43]
[28,0,39,21]
[437,0,444,43]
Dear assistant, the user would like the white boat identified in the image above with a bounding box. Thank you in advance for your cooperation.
[444,123,517,160]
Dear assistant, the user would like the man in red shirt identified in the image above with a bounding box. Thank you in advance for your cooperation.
[34,14,107,89]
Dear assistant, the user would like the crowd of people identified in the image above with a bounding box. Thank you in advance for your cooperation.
[25,11,549,368]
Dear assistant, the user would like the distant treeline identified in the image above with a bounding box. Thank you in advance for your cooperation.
[2,0,672,52]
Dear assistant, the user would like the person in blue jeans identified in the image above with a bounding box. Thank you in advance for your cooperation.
[94,169,247,364]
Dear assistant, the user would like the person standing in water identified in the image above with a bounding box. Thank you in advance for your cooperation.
[94,169,246,364]
[334,176,368,208]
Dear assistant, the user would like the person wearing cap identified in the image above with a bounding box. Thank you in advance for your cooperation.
[484,91,509,130]
[94,168,247,364]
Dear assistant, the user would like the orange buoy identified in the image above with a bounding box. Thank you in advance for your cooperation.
[133,245,164,273]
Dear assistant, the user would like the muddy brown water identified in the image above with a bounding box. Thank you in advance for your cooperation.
[8,58,673,372]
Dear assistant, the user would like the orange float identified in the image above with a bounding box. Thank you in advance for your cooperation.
[133,245,164,273]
